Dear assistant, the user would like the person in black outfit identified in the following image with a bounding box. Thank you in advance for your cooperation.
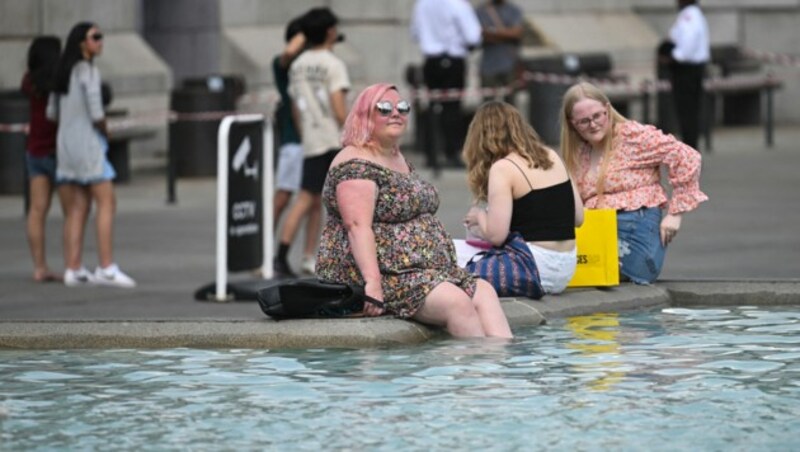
[664,0,710,150]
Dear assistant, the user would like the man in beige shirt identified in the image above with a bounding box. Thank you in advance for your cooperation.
[274,7,350,277]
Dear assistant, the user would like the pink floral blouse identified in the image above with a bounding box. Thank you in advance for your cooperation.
[575,121,708,215]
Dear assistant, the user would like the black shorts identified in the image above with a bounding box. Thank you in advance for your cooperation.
[301,148,339,194]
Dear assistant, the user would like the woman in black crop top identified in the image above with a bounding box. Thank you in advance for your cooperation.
[456,101,584,295]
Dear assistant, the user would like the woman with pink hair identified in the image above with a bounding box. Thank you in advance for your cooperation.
[315,83,512,338]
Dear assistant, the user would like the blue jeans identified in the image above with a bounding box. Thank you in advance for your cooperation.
[617,207,666,284]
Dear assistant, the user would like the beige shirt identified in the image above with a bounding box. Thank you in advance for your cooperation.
[288,49,350,157]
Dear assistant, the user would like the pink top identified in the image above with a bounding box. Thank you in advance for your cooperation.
[575,121,708,215]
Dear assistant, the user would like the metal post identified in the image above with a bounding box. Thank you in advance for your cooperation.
[428,98,442,179]
[216,116,234,301]
[703,91,714,153]
[765,85,774,148]
[167,135,177,204]
[262,119,274,279]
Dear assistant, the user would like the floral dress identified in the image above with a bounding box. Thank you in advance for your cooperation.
[316,159,476,318]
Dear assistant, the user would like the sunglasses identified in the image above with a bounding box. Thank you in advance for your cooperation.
[375,100,411,117]
[89,32,103,42]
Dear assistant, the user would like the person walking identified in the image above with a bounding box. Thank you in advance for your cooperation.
[21,36,63,283]
[274,7,350,277]
[666,0,709,150]
[271,16,321,276]
[411,0,482,169]
[48,22,135,288]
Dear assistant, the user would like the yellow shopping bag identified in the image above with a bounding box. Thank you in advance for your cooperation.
[568,208,619,287]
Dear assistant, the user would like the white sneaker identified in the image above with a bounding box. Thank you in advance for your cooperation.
[301,256,316,275]
[64,267,97,287]
[94,263,136,288]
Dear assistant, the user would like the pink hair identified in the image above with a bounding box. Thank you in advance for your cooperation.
[341,83,398,151]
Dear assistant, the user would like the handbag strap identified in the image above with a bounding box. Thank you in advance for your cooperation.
[363,295,385,309]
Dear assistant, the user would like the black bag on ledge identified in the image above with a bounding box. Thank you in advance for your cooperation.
[256,277,385,320]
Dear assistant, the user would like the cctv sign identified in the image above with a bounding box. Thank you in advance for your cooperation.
[226,120,263,272]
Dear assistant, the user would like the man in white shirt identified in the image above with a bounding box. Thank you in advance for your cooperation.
[411,0,482,168]
[667,0,709,150]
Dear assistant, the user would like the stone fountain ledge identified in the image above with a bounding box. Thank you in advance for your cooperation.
[1,281,798,350]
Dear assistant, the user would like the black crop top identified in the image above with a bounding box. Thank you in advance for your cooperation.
[505,159,576,242]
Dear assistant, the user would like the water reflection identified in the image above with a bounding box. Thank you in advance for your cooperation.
[566,313,626,391]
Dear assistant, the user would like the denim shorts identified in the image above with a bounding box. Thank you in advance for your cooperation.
[26,153,57,179]
[616,207,666,284]
[276,142,303,192]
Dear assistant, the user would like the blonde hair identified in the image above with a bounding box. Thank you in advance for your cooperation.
[463,101,552,202]
[559,82,627,176]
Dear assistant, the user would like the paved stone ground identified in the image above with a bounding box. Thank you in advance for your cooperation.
[0,125,798,332]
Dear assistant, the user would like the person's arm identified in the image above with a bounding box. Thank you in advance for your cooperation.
[571,179,584,227]
[455,0,483,50]
[482,23,523,44]
[639,125,708,245]
[330,89,347,128]
[46,93,57,122]
[465,162,513,246]
[291,101,302,139]
[279,33,305,69]
[80,63,108,138]
[328,59,350,127]
[336,178,384,316]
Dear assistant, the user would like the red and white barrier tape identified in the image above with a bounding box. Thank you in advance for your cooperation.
[0,123,28,133]
[743,48,800,68]
[0,70,784,134]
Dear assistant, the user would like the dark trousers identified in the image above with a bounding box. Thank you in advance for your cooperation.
[670,62,705,150]
[423,55,466,166]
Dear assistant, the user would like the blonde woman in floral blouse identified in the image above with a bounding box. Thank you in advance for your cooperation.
[559,82,708,284]
[315,83,512,338]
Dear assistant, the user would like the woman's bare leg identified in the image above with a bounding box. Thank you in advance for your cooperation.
[470,279,513,338]
[26,175,56,280]
[60,184,91,270]
[412,282,486,338]
[90,181,116,269]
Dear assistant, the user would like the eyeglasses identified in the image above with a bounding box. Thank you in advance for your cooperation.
[572,110,607,129]
[375,100,411,117]
[89,33,103,42]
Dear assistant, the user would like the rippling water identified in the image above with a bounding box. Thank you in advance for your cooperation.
[2,306,799,450]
